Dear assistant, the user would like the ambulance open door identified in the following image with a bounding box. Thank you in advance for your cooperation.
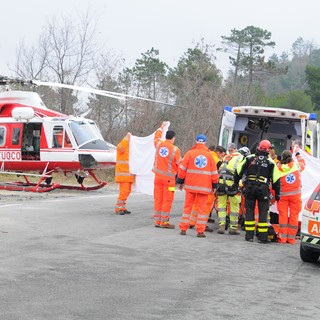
[218,107,236,150]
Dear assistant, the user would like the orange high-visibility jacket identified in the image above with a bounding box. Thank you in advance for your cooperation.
[178,144,218,194]
[115,135,135,183]
[153,128,181,179]
[277,159,304,196]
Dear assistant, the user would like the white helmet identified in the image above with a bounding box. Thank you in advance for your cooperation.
[238,147,250,157]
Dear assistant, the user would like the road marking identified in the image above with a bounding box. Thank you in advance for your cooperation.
[0,203,22,207]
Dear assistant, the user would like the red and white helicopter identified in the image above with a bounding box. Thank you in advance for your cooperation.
[0,75,177,192]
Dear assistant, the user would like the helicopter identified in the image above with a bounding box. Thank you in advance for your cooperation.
[0,75,178,192]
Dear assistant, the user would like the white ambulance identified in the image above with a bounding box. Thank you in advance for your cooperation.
[300,183,320,262]
[218,106,319,157]
[219,106,320,261]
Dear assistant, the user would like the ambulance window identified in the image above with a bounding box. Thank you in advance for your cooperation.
[0,127,5,146]
[12,128,20,145]
[222,128,230,150]
[269,138,285,155]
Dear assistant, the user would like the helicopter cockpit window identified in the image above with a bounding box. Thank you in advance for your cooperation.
[70,120,99,146]
[0,127,5,146]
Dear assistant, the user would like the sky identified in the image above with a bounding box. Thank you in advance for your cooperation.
[1,0,320,79]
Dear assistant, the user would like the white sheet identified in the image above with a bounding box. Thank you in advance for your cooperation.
[129,123,169,195]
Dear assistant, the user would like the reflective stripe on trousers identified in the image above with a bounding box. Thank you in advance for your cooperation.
[115,182,132,212]
[154,176,175,226]
[245,197,269,241]
[217,193,240,229]
[179,192,208,233]
[277,194,301,244]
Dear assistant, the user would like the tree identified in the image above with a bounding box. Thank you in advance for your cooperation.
[117,48,172,136]
[87,52,125,144]
[266,90,313,112]
[221,26,276,89]
[305,65,320,110]
[12,10,99,114]
[220,28,247,84]
[168,41,223,151]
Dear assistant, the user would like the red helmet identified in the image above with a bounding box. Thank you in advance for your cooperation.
[258,140,271,152]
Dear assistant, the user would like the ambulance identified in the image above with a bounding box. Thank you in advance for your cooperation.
[218,106,319,157]
[300,183,320,262]
[219,106,320,260]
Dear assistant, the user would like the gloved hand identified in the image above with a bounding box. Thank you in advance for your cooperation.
[275,194,280,201]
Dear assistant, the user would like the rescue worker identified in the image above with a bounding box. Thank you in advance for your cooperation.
[177,134,218,238]
[216,142,244,235]
[114,132,135,215]
[277,150,305,244]
[238,146,250,158]
[153,122,181,229]
[234,140,281,243]
[207,145,226,224]
[189,145,219,231]
[214,146,226,169]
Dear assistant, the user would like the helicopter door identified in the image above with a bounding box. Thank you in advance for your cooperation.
[22,123,42,160]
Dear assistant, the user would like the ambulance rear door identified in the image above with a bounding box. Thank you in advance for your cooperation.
[218,107,236,150]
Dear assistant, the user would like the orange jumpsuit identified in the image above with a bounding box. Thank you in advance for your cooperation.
[277,155,305,244]
[189,150,219,227]
[153,128,181,227]
[178,144,218,234]
[114,134,135,213]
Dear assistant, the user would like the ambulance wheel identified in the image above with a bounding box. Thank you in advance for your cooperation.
[300,244,320,263]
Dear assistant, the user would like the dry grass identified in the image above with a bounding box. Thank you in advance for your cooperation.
[0,169,115,187]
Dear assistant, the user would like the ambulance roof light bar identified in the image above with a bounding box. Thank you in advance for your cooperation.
[309,113,317,120]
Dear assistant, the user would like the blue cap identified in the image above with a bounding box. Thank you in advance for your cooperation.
[196,134,206,143]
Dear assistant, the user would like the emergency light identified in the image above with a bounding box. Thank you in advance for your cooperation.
[309,113,317,120]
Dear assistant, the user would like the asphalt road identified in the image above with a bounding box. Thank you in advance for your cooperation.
[0,188,319,320]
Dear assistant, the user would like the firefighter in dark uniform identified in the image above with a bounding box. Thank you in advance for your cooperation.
[233,140,281,243]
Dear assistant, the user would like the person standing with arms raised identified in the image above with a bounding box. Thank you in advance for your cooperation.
[153,122,181,229]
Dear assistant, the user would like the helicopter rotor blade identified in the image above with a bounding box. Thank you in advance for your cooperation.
[99,89,183,108]
[32,80,183,108]
[31,80,125,100]
[0,75,184,108]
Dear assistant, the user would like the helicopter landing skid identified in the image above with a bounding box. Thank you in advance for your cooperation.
[0,170,107,192]
[0,181,61,192]
[0,180,107,192]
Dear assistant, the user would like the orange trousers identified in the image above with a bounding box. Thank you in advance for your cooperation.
[179,192,208,233]
[115,182,132,213]
[153,176,175,226]
[277,194,301,244]
[189,193,215,227]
